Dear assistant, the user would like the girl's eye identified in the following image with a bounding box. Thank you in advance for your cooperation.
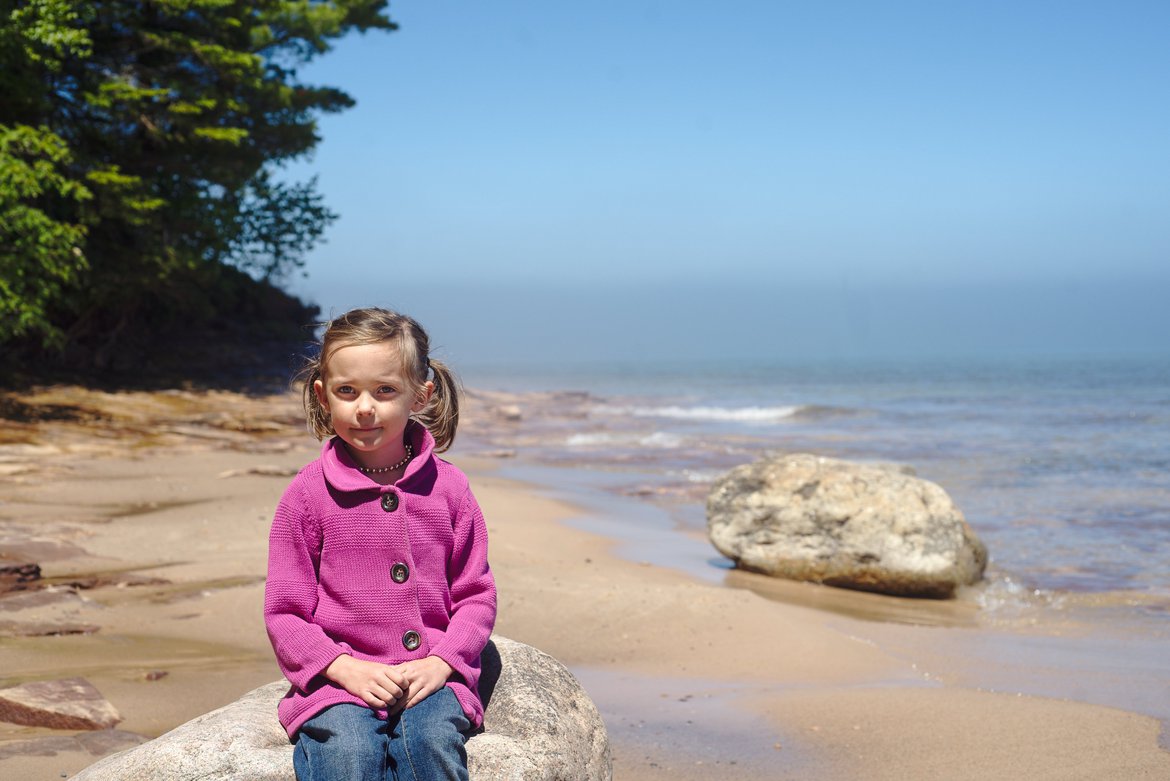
[378,386,396,394]
[336,385,355,395]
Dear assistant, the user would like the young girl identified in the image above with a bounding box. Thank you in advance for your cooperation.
[264,307,496,781]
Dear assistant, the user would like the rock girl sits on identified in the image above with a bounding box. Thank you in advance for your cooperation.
[264,308,496,781]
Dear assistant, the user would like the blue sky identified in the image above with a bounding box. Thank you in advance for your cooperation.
[283,1,1169,364]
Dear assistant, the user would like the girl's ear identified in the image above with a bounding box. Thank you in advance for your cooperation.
[313,379,330,413]
[412,380,435,412]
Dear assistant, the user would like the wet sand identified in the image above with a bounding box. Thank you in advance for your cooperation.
[1,387,1167,780]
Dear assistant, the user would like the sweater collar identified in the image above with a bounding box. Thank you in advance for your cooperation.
[321,420,436,492]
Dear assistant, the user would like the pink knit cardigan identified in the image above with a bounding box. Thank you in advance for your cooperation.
[264,421,497,737]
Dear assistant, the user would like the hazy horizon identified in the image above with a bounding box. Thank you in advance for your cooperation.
[297,277,1169,370]
[282,2,1169,366]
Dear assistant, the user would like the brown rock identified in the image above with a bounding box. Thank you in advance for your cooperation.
[0,561,41,593]
[0,677,122,730]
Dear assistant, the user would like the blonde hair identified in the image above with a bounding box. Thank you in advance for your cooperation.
[299,307,460,453]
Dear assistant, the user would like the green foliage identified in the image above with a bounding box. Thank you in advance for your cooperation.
[0,123,90,344]
[0,0,395,371]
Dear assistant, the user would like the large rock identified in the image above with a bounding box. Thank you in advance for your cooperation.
[0,677,122,730]
[707,454,987,598]
[73,635,611,781]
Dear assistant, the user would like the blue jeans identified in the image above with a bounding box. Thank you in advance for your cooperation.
[293,687,471,781]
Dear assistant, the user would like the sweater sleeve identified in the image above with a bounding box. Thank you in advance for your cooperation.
[263,480,350,691]
[430,487,497,681]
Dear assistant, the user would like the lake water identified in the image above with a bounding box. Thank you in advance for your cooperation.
[463,354,1170,598]
[459,352,1170,736]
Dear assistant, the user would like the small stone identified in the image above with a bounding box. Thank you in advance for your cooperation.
[0,677,122,730]
[496,405,523,422]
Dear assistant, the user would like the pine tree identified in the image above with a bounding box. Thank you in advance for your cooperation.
[0,0,394,368]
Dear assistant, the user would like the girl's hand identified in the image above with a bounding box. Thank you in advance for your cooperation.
[392,655,454,711]
[324,654,407,709]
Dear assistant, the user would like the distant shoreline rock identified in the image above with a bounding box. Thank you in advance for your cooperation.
[707,454,987,599]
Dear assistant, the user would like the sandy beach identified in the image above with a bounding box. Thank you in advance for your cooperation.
[1,387,1167,780]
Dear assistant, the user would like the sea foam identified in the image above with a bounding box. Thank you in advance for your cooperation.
[608,404,803,424]
[566,431,684,449]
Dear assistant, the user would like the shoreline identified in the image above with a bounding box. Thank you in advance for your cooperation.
[495,453,1170,741]
[1,387,1168,779]
[475,457,1170,779]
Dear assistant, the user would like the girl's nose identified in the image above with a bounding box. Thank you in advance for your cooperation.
[357,393,376,415]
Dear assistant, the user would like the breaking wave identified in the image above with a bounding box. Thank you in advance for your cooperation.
[566,431,685,449]
[609,404,803,424]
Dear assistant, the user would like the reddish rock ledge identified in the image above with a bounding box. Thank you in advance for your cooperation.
[0,678,122,731]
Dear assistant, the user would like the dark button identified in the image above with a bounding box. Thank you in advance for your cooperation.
[380,493,399,512]
[402,630,421,651]
[391,562,410,584]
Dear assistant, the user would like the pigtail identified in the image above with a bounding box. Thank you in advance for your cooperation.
[418,358,460,453]
[297,358,333,440]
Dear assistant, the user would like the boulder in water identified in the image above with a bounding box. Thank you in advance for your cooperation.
[707,454,987,598]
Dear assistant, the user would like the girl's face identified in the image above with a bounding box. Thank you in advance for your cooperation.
[313,341,433,469]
